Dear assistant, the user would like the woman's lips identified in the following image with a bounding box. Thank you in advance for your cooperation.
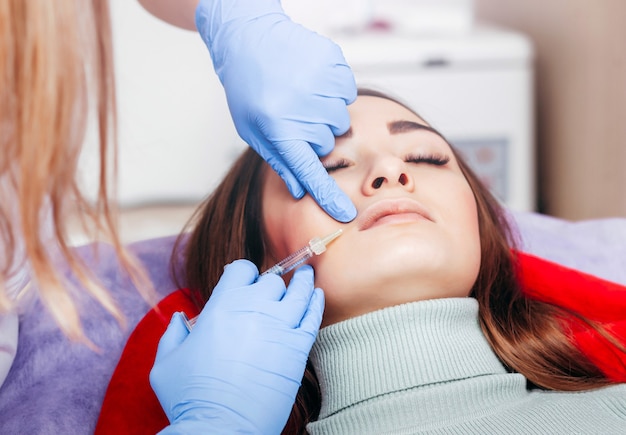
[356,198,433,231]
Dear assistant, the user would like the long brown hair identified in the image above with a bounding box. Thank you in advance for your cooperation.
[174,89,617,433]
[0,0,150,342]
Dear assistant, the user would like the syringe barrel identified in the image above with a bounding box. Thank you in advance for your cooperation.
[260,244,313,276]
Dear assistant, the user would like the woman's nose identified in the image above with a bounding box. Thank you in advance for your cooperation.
[363,157,414,195]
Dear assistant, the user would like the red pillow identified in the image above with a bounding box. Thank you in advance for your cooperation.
[516,252,626,382]
[95,289,199,435]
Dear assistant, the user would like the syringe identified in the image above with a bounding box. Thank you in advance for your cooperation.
[182,228,343,331]
[261,228,343,276]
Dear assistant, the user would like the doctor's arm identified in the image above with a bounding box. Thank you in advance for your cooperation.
[136,0,198,30]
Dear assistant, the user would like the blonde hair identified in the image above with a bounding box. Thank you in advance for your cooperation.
[0,0,150,343]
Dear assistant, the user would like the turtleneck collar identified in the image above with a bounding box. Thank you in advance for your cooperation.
[309,298,510,419]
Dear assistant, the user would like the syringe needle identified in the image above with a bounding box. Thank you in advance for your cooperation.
[314,228,343,253]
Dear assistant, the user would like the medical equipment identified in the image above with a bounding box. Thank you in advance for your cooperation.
[262,228,343,275]
[182,228,343,331]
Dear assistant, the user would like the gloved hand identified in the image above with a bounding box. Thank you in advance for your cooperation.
[150,260,324,434]
[196,0,357,222]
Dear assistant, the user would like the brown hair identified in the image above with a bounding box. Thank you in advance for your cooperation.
[174,89,617,433]
[0,0,149,342]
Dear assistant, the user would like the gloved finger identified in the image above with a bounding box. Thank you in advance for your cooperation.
[280,265,315,326]
[264,153,306,200]
[272,101,347,156]
[323,98,352,139]
[212,259,259,296]
[154,312,189,364]
[249,133,306,199]
[320,61,357,105]
[292,123,336,157]
[332,62,358,105]
[300,90,354,141]
[254,272,288,301]
[279,141,357,222]
[298,288,324,335]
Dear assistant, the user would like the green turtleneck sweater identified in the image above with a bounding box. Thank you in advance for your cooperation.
[307,298,626,434]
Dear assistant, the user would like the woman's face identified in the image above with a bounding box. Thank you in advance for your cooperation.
[262,95,481,326]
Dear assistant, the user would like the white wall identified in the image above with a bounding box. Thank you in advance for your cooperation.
[79,0,244,207]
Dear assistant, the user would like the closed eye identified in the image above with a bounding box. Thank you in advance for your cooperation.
[405,153,450,166]
[323,158,352,173]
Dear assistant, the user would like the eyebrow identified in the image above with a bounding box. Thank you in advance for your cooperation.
[387,120,440,136]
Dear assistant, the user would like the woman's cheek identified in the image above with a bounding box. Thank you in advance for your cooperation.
[276,197,338,258]
[263,170,358,269]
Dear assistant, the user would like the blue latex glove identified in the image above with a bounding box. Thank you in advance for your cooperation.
[150,260,324,434]
[196,0,357,222]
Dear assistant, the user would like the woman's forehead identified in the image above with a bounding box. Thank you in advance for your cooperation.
[349,95,428,124]
[337,96,448,150]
